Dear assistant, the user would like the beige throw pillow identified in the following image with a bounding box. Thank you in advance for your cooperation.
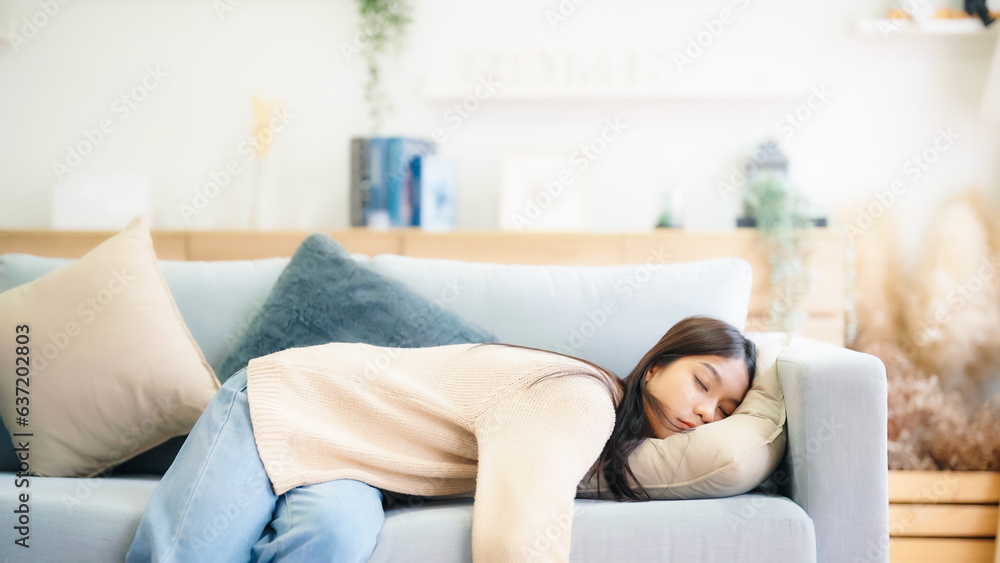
[0,214,220,477]
[577,333,789,500]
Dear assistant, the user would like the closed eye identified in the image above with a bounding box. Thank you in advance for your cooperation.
[695,375,729,418]
[695,375,707,392]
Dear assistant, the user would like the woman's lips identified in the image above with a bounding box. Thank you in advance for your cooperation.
[678,419,695,429]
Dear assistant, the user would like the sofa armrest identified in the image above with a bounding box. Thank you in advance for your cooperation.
[772,335,889,563]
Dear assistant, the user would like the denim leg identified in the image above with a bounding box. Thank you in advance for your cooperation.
[127,367,278,563]
[250,479,386,563]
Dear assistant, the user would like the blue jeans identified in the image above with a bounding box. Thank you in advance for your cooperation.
[127,367,387,563]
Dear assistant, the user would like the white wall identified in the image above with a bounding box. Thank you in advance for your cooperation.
[1,0,998,266]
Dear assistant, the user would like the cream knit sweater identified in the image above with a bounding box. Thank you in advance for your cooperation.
[246,341,618,562]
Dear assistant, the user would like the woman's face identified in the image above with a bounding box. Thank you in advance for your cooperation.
[642,354,751,439]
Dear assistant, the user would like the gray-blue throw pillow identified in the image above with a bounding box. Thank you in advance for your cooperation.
[216,232,500,382]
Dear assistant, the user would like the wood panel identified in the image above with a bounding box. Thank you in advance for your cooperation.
[887,471,1000,563]
[889,505,998,537]
[0,230,189,260]
[185,230,402,260]
[401,230,622,265]
[890,538,996,563]
[889,471,1000,504]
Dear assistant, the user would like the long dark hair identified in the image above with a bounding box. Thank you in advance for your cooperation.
[469,315,756,502]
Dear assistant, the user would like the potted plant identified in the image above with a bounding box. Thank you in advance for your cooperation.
[354,0,413,132]
[738,141,816,334]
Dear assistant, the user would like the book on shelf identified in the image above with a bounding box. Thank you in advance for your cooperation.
[349,136,438,229]
[410,154,457,231]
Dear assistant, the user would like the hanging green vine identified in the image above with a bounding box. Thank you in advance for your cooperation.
[355,0,413,133]
[743,170,815,333]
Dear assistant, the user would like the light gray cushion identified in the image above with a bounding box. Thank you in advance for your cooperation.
[0,472,815,563]
[363,255,753,377]
[370,494,815,562]
[0,473,160,562]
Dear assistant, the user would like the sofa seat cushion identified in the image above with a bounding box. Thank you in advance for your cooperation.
[0,472,814,563]
[0,472,159,562]
[370,493,816,562]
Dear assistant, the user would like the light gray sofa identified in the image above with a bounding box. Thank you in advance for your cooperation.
[0,251,888,563]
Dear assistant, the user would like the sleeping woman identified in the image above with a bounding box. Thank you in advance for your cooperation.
[126,314,755,563]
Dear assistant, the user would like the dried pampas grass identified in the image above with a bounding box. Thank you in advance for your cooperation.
[848,213,903,352]
[863,340,1000,471]
[899,188,1000,410]
[845,186,1000,471]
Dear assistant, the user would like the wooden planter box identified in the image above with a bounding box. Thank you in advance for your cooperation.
[889,470,1000,563]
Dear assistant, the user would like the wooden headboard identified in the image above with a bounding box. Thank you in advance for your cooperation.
[0,227,846,346]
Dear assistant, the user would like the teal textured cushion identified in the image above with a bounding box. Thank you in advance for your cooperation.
[217,233,500,380]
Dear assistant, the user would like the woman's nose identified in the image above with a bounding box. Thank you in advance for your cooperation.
[694,401,716,423]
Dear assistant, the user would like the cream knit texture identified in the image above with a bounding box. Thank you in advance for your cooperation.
[246,341,617,562]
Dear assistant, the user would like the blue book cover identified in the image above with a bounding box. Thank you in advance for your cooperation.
[386,137,436,227]
[365,137,390,229]
[412,154,456,231]
[385,138,405,226]
[409,155,422,227]
[402,138,436,226]
[363,136,436,228]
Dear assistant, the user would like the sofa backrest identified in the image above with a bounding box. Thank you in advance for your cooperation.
[0,252,753,379]
[363,254,752,377]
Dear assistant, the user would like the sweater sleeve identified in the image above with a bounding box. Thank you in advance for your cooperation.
[470,373,617,563]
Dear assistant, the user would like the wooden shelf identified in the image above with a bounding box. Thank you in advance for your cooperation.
[888,470,1000,563]
[855,17,998,36]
